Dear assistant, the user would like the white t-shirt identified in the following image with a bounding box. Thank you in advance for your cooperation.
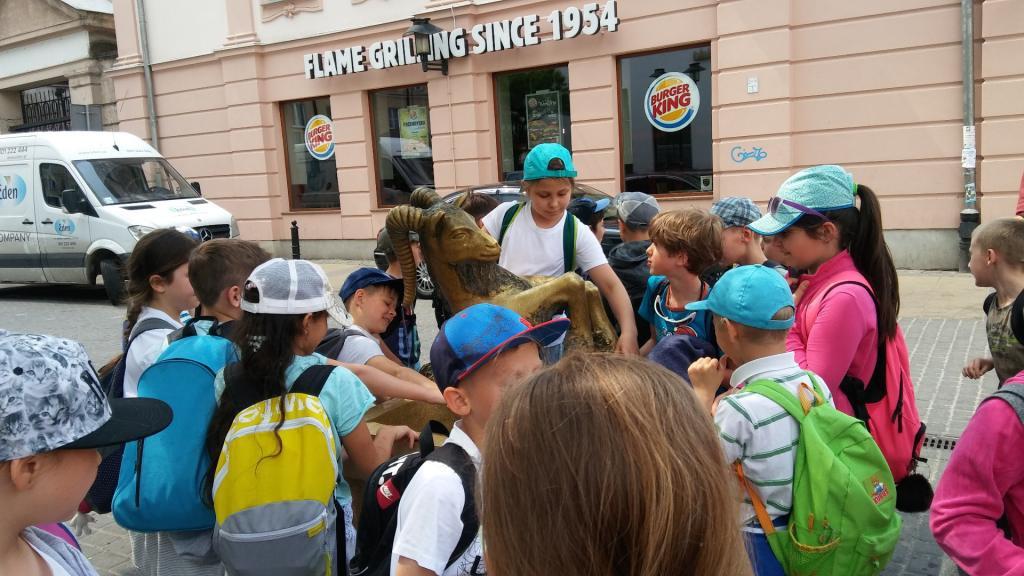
[123,307,182,398]
[715,352,834,529]
[482,201,608,276]
[390,422,484,576]
[335,324,385,365]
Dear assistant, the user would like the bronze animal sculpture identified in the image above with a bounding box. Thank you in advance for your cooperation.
[387,188,617,352]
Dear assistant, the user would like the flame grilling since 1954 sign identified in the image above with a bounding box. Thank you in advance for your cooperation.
[304,1,619,80]
[644,72,700,133]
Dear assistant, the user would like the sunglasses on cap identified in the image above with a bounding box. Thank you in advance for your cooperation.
[767,196,827,221]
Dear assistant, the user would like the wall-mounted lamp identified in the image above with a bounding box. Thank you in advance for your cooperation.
[403,18,448,75]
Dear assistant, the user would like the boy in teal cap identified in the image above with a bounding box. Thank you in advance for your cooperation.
[686,264,834,576]
[481,143,639,355]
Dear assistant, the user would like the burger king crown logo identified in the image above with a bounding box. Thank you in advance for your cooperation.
[304,114,335,161]
[644,72,701,133]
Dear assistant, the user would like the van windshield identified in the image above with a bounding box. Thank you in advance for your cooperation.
[73,157,199,205]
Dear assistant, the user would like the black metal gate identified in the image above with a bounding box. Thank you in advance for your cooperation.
[11,85,71,132]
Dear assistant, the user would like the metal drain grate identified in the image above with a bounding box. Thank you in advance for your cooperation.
[922,434,959,451]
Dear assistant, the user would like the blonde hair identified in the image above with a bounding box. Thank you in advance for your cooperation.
[719,306,795,345]
[973,217,1024,267]
[649,208,723,275]
[482,353,753,576]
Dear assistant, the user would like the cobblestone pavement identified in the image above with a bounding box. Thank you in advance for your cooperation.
[0,269,999,575]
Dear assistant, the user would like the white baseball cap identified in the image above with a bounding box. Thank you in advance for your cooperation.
[241,258,350,325]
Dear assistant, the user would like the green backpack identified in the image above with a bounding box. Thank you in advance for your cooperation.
[737,376,902,576]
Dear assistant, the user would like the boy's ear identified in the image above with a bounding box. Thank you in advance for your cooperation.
[986,248,998,266]
[741,227,755,243]
[443,386,471,418]
[7,454,46,490]
[722,317,741,344]
[226,285,243,309]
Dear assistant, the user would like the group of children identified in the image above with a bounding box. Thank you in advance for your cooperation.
[2,140,1023,576]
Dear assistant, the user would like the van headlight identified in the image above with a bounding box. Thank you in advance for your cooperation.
[230,217,240,238]
[128,225,156,240]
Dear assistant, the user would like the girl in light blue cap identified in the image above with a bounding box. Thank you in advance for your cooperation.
[747,165,902,416]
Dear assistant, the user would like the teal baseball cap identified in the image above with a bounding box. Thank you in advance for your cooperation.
[523,143,578,181]
[748,165,857,236]
[685,265,795,330]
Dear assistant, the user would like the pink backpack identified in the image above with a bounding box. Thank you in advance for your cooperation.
[802,273,930,510]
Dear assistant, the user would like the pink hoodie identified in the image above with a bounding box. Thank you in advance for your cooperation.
[930,371,1024,575]
[787,250,878,415]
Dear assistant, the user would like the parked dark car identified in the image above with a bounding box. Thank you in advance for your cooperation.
[374,182,624,296]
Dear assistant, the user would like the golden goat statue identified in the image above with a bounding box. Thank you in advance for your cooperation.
[386,188,617,352]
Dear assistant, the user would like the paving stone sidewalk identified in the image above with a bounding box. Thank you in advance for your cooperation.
[74,270,999,575]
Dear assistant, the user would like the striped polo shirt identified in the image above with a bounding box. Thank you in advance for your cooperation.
[714,351,834,530]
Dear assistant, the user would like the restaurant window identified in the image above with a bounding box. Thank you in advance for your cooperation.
[496,66,571,182]
[620,46,712,196]
[283,98,340,210]
[370,84,434,207]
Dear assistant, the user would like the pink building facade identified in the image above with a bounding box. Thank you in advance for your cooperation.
[108,0,1024,268]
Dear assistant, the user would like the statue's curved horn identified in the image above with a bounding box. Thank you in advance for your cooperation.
[385,205,424,308]
[410,187,442,209]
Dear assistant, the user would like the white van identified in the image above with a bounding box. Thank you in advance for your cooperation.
[0,131,236,304]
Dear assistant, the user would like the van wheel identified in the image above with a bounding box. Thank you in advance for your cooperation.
[100,258,125,305]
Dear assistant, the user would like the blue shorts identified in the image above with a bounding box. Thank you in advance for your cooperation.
[743,515,788,576]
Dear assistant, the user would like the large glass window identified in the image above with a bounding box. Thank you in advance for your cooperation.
[496,66,572,182]
[282,98,340,210]
[370,85,434,207]
[620,46,712,196]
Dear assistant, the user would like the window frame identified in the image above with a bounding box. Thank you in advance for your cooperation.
[38,162,80,209]
[616,44,713,199]
[278,96,341,212]
[492,63,573,183]
[368,82,433,209]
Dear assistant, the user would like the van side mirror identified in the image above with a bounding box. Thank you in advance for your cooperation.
[61,189,96,217]
[191,181,202,196]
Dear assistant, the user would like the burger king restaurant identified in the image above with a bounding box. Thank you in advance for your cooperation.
[106,0,1024,269]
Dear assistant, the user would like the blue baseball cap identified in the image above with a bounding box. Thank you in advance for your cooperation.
[431,303,570,390]
[523,143,578,181]
[748,165,857,236]
[568,197,610,226]
[685,265,795,330]
[339,267,403,303]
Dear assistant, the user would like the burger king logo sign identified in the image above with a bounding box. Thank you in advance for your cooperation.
[644,72,700,133]
[304,114,335,160]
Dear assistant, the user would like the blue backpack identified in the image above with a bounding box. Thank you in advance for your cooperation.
[112,326,236,532]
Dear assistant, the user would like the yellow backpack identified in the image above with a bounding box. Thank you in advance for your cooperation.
[212,364,340,576]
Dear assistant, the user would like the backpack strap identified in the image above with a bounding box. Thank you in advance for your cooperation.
[985,382,1024,424]
[984,290,1024,346]
[497,202,525,246]
[818,280,888,405]
[106,317,176,398]
[733,461,777,536]
[427,443,479,569]
[743,375,828,424]
[316,327,367,360]
[417,420,451,458]
[563,213,577,274]
[128,317,177,345]
[291,364,336,397]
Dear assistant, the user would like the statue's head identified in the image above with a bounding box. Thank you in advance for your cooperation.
[385,187,501,307]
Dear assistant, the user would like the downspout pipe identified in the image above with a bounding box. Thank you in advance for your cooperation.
[958,0,979,272]
[136,0,159,151]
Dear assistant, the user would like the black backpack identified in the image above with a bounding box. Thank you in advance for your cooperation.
[86,316,176,514]
[349,421,478,576]
[983,290,1024,346]
[316,327,369,360]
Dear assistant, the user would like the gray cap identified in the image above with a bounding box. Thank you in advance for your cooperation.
[0,331,172,461]
[616,192,661,228]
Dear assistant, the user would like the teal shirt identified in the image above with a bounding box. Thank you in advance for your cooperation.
[214,353,375,505]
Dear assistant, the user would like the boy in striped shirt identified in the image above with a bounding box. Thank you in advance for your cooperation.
[686,265,833,576]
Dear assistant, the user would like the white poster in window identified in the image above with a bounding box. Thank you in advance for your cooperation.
[526,90,563,148]
[398,106,431,158]
[644,72,700,133]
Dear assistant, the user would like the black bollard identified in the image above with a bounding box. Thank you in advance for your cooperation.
[290,220,301,260]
